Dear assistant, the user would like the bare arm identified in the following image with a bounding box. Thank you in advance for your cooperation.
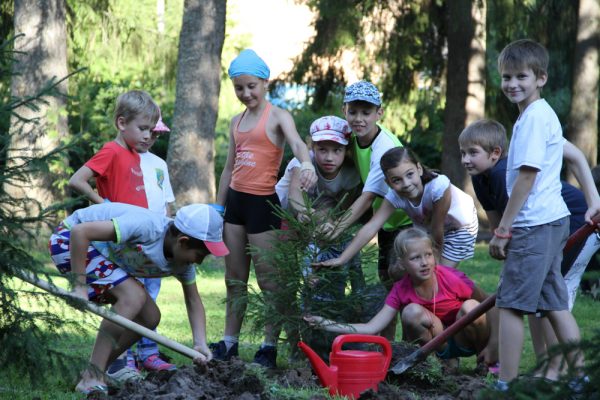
[313,199,395,267]
[279,111,317,189]
[430,186,451,251]
[489,167,537,259]
[304,304,398,335]
[323,191,376,240]
[69,166,103,204]
[216,122,237,206]
[563,140,600,222]
[69,221,117,298]
[182,282,211,363]
[485,210,502,231]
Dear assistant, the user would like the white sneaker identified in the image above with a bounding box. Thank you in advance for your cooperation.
[107,366,142,384]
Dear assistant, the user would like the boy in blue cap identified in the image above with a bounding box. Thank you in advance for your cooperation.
[318,81,411,340]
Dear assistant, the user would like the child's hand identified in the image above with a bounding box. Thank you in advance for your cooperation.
[193,343,212,364]
[312,257,344,269]
[489,236,509,260]
[584,205,600,226]
[303,315,326,328]
[299,163,317,190]
[316,222,343,240]
[477,342,499,367]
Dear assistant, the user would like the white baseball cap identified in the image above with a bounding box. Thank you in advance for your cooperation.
[174,204,229,256]
[309,116,351,145]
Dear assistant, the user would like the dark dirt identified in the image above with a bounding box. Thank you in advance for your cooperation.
[110,342,490,399]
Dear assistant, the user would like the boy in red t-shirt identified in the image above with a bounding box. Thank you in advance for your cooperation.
[69,90,159,207]
[68,90,164,382]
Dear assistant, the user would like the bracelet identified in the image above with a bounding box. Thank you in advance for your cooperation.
[493,228,512,239]
[300,161,315,173]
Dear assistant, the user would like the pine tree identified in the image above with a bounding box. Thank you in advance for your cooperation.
[241,194,387,360]
[0,36,83,385]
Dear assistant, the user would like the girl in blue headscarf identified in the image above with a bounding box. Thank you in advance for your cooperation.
[212,49,317,369]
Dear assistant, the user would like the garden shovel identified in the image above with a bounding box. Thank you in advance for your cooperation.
[390,215,600,375]
[15,270,204,360]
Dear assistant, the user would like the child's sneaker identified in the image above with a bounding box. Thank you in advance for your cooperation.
[491,379,509,392]
[252,345,277,369]
[106,366,142,384]
[209,340,238,361]
[567,375,590,394]
[142,354,177,372]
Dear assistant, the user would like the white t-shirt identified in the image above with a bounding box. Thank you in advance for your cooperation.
[362,130,400,196]
[139,151,175,215]
[275,156,361,210]
[384,174,476,231]
[507,99,569,227]
[64,203,195,283]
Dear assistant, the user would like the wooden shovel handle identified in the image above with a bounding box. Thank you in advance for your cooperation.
[16,270,203,360]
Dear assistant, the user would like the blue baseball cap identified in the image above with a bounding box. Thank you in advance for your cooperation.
[343,81,382,106]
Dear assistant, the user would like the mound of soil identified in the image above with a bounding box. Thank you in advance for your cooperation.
[110,342,489,399]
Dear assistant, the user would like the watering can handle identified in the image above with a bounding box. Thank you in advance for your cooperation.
[332,334,392,368]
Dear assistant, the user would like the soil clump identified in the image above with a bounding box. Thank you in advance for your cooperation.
[110,342,489,399]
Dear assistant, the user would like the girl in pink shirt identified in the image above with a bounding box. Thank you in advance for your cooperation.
[305,227,498,367]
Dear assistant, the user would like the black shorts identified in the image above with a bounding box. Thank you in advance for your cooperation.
[224,187,282,234]
[377,225,412,270]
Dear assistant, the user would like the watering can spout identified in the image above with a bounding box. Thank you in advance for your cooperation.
[298,341,338,389]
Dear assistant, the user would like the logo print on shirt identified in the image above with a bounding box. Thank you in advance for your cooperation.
[155,168,165,190]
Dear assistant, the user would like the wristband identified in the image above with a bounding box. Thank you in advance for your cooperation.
[300,161,315,173]
[209,203,225,216]
[493,228,512,239]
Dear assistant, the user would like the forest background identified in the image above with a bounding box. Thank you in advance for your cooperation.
[3,0,599,216]
[1,0,600,393]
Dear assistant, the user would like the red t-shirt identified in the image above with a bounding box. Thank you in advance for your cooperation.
[385,265,474,326]
[85,141,148,208]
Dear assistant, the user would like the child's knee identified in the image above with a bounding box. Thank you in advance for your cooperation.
[401,303,428,326]
[458,299,479,316]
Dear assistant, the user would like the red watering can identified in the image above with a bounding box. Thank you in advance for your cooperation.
[298,334,392,399]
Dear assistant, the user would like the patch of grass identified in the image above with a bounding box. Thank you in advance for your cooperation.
[3,244,600,397]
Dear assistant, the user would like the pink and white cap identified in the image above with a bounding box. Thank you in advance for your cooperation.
[174,204,229,256]
[153,108,170,133]
[309,116,351,145]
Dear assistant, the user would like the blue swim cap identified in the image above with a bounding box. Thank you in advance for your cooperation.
[228,49,270,80]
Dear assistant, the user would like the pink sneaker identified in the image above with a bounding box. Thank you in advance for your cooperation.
[142,354,177,371]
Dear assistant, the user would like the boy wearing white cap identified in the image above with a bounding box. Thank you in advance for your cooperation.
[48,203,228,396]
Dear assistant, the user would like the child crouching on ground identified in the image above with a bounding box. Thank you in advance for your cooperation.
[305,227,499,369]
[48,203,229,396]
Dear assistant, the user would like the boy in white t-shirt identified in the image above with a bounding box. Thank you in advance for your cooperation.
[489,39,600,391]
[126,112,177,373]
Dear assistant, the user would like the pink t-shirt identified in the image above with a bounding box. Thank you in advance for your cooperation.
[385,265,474,326]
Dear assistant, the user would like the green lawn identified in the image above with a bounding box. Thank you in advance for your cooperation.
[2,243,600,399]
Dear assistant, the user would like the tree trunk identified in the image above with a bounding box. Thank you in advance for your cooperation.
[168,0,226,205]
[441,0,486,189]
[7,0,69,213]
[567,0,599,170]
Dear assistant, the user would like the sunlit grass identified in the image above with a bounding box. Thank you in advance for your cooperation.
[2,243,600,398]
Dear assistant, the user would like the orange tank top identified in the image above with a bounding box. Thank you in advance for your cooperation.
[230,102,284,195]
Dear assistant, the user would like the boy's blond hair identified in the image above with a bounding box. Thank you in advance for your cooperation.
[497,39,549,78]
[458,119,508,157]
[114,90,160,129]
